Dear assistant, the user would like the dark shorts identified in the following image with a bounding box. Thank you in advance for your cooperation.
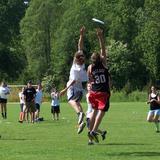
[20,103,24,112]
[86,118,90,129]
[88,91,110,112]
[51,106,60,113]
[0,98,7,103]
[26,102,36,112]
[35,103,40,111]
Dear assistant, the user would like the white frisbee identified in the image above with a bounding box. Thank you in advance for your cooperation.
[92,18,104,25]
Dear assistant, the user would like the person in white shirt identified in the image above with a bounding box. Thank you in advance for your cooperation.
[0,81,10,119]
[18,87,26,123]
[35,84,43,121]
[51,88,60,120]
[60,26,87,134]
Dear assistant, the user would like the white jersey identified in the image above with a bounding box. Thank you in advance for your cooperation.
[19,92,25,104]
[0,86,10,99]
[35,89,43,105]
[68,63,87,90]
[51,92,59,106]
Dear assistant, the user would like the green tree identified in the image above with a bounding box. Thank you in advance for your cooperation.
[0,0,26,81]
[135,0,160,82]
[20,0,63,82]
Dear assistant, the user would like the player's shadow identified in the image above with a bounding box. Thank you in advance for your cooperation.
[98,143,160,157]
[99,142,148,146]
[107,151,160,157]
[0,138,30,141]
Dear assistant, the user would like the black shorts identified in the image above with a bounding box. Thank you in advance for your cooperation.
[51,106,60,113]
[0,98,7,103]
[26,102,36,112]
[35,103,40,111]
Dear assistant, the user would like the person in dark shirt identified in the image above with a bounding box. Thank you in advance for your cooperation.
[147,85,160,132]
[23,80,36,123]
[87,28,110,143]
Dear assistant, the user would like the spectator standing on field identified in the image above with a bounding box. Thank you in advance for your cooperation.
[51,88,60,120]
[0,81,10,119]
[18,87,26,123]
[23,80,36,123]
[60,26,87,134]
[35,83,43,121]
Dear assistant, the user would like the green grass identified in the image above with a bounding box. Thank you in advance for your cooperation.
[0,102,160,160]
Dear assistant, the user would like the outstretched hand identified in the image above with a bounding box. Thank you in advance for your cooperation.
[80,26,85,36]
[59,88,67,97]
[96,28,103,37]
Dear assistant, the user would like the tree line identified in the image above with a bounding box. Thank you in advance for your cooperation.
[0,0,160,92]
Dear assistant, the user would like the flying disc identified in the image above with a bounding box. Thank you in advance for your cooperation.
[92,18,104,25]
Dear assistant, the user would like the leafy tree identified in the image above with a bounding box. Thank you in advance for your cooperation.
[135,0,160,82]
[0,0,26,81]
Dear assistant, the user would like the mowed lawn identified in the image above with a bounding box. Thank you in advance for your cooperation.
[0,102,160,160]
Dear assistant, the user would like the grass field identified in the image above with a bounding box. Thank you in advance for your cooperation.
[0,102,160,160]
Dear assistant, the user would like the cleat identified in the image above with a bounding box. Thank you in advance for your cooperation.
[90,131,99,143]
[88,140,94,145]
[77,122,86,134]
[101,130,107,140]
[87,131,93,141]
[78,112,84,125]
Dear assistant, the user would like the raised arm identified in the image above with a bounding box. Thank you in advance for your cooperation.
[96,28,107,61]
[78,26,85,51]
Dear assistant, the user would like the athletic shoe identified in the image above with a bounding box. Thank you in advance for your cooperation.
[78,112,84,125]
[88,140,94,145]
[77,122,86,134]
[90,131,99,143]
[18,120,23,123]
[101,130,107,140]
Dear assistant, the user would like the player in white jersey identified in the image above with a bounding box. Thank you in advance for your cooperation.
[0,81,10,119]
[60,26,87,134]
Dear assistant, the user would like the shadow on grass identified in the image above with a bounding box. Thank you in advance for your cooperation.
[99,142,148,146]
[0,138,36,141]
[106,151,160,157]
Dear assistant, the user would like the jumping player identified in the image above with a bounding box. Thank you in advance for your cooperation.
[87,28,110,143]
[60,26,87,134]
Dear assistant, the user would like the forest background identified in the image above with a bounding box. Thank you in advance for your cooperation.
[0,0,160,100]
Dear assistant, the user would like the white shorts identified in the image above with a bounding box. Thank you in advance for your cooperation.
[67,86,83,102]
[148,109,160,117]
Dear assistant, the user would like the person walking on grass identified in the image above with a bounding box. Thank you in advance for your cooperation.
[147,85,160,133]
[87,28,111,143]
[23,80,36,123]
[60,26,87,134]
[0,81,10,119]
[51,88,60,120]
